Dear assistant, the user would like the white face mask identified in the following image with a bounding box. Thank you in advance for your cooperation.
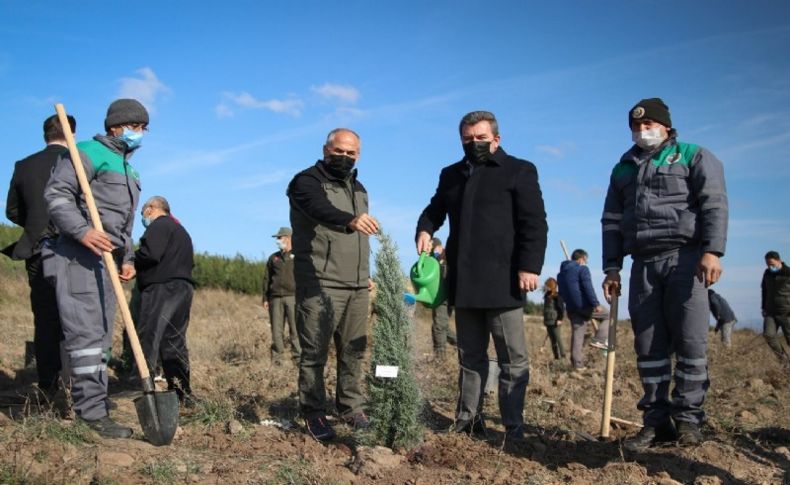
[631,128,666,150]
[276,240,287,251]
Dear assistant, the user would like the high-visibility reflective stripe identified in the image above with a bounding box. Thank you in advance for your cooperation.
[641,374,671,384]
[676,369,708,381]
[72,364,107,375]
[677,356,707,366]
[603,224,620,231]
[48,197,70,209]
[637,359,671,369]
[602,212,623,221]
[69,348,103,358]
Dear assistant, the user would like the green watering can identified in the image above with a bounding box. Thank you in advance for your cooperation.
[407,252,447,308]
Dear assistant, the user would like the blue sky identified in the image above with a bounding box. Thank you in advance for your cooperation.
[2,1,789,328]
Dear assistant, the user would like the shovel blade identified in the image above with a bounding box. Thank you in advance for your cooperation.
[134,390,179,446]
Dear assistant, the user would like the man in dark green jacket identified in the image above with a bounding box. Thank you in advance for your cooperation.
[762,250,790,361]
[287,128,377,442]
[262,226,300,365]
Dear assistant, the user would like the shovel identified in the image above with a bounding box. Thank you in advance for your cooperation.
[599,290,619,438]
[55,104,179,446]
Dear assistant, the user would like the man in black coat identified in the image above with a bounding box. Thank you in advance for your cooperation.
[762,250,790,361]
[134,196,197,406]
[416,110,548,440]
[3,114,76,392]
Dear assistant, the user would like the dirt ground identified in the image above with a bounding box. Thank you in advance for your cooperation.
[0,273,788,484]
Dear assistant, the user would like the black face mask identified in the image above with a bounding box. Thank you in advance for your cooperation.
[324,154,356,179]
[463,141,491,165]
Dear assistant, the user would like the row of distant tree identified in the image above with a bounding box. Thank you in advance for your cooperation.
[0,223,265,294]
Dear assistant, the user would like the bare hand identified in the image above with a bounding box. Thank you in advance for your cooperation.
[119,263,136,282]
[368,278,376,291]
[697,252,722,287]
[556,320,562,326]
[348,213,379,236]
[602,271,621,303]
[416,231,432,255]
[263,301,269,311]
[518,271,539,292]
[80,228,114,256]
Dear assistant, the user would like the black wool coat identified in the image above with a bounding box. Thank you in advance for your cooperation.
[3,144,65,260]
[416,147,548,309]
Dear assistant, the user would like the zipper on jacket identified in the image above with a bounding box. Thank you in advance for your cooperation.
[323,240,331,273]
[346,178,363,287]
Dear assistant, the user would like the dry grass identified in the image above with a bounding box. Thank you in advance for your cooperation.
[0,272,788,484]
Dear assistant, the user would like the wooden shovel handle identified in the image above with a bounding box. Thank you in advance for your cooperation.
[600,293,618,438]
[54,104,150,381]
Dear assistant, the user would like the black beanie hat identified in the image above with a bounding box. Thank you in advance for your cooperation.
[104,99,149,131]
[629,98,671,128]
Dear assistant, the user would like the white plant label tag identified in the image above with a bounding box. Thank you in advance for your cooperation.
[375,365,399,378]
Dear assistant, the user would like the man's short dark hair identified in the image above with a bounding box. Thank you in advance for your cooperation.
[571,249,588,261]
[765,250,781,261]
[459,111,499,136]
[43,114,76,143]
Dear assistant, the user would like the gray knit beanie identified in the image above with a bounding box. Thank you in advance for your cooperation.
[104,99,149,130]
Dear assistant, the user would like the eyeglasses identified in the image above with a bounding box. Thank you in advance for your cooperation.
[124,123,149,132]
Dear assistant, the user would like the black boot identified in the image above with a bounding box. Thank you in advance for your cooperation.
[162,359,195,407]
[78,415,132,439]
[624,420,676,452]
[676,421,703,446]
[454,414,487,438]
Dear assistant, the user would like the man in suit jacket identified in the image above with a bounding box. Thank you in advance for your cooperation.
[4,114,75,392]
[416,110,548,441]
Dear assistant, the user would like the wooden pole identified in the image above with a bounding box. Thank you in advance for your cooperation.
[600,293,619,437]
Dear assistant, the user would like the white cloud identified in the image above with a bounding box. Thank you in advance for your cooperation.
[218,91,304,117]
[215,103,234,119]
[234,170,289,190]
[537,145,565,158]
[536,142,576,159]
[311,83,360,104]
[117,67,171,112]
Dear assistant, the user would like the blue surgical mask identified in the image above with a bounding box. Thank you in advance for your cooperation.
[769,266,780,273]
[119,128,143,150]
[432,251,441,259]
[142,217,152,228]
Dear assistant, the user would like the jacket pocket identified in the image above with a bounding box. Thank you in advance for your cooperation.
[67,261,97,295]
[656,164,689,197]
[675,208,699,239]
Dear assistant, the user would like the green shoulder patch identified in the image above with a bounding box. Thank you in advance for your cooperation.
[77,140,139,180]
[612,161,637,179]
[651,142,699,167]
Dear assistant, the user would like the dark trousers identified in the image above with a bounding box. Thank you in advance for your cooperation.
[431,300,457,353]
[25,253,63,389]
[544,324,565,360]
[137,280,194,395]
[629,248,710,427]
[455,307,530,431]
[764,314,790,360]
[296,286,369,419]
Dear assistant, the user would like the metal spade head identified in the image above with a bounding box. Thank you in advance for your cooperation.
[134,389,179,446]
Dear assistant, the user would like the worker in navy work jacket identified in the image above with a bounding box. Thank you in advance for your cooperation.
[601,98,728,452]
[43,99,148,439]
